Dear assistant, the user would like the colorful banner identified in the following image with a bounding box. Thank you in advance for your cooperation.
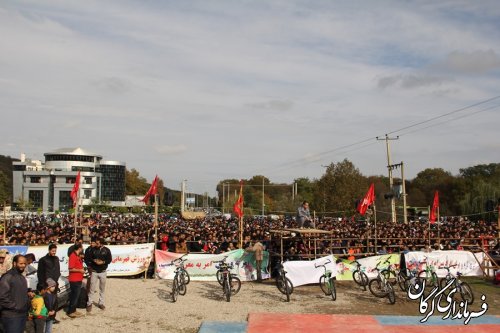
[335,253,400,281]
[155,249,270,281]
[404,250,483,277]
[27,243,154,277]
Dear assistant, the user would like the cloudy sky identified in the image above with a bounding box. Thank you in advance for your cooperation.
[1,0,500,195]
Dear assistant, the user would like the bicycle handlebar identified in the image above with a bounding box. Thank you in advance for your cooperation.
[314,258,331,268]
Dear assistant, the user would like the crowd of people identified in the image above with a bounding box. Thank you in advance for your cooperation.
[1,208,498,258]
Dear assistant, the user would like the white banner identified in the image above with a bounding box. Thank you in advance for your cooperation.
[404,251,483,277]
[27,243,154,277]
[283,255,337,287]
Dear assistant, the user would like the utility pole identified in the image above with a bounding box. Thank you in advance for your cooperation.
[180,180,186,213]
[401,161,408,224]
[262,177,265,216]
[377,134,399,223]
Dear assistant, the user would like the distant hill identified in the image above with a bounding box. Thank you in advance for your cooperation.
[0,154,19,203]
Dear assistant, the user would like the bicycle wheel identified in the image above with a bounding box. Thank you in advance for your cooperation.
[230,275,241,295]
[217,270,223,286]
[369,278,387,298]
[181,269,190,285]
[353,270,364,286]
[359,271,369,287]
[439,276,452,290]
[277,276,294,295]
[382,269,397,285]
[398,271,408,291]
[459,281,474,304]
[329,278,337,301]
[178,277,187,296]
[224,278,231,302]
[319,275,331,295]
[387,283,396,304]
[171,278,178,303]
[418,270,436,288]
[284,278,291,302]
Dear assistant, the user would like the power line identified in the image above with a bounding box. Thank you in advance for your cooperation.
[261,93,500,175]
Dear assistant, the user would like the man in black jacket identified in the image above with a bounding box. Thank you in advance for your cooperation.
[37,244,61,291]
[86,238,112,312]
[0,255,29,333]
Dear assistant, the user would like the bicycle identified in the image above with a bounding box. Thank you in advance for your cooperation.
[418,257,439,289]
[170,257,188,302]
[213,258,241,302]
[275,261,293,302]
[439,265,474,304]
[368,260,396,304]
[315,259,336,301]
[352,260,368,291]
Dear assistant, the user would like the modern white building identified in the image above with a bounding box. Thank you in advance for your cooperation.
[12,148,126,212]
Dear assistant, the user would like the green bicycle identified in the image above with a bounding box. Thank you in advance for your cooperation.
[418,256,438,289]
[315,258,336,301]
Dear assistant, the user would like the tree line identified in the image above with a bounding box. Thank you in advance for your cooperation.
[216,159,500,221]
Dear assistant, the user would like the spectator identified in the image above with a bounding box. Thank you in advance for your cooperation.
[43,279,58,333]
[36,244,60,292]
[0,255,29,333]
[29,287,48,333]
[86,238,112,312]
[67,244,85,318]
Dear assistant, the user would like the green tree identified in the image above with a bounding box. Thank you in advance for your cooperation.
[314,159,367,215]
[0,170,9,204]
[125,168,150,195]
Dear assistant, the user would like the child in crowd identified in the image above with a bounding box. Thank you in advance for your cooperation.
[29,287,48,333]
[43,278,58,333]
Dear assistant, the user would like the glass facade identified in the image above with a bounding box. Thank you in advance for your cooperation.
[98,164,126,201]
[59,191,73,212]
[29,190,44,209]
[46,154,95,162]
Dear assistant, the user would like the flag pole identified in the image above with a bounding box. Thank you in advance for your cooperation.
[437,206,440,249]
[74,188,79,241]
[154,193,158,279]
[428,205,431,248]
[373,202,378,254]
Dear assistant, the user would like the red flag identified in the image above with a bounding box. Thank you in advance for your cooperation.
[141,175,159,204]
[430,191,439,223]
[70,171,81,207]
[233,181,243,218]
[357,183,375,215]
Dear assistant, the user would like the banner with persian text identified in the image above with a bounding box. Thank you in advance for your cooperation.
[27,243,154,277]
[404,250,484,277]
[155,249,270,281]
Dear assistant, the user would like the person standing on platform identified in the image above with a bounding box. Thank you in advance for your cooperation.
[296,201,312,228]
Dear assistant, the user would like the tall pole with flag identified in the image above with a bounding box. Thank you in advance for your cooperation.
[357,183,376,253]
[233,181,244,249]
[71,171,81,240]
[429,191,439,248]
[141,176,159,277]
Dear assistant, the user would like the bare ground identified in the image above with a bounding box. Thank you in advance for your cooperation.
[50,277,499,333]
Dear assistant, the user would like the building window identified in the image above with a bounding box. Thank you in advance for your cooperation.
[30,177,41,183]
[66,177,76,184]
[84,189,92,199]
[13,165,27,171]
[29,190,44,210]
[85,177,93,184]
[59,191,73,211]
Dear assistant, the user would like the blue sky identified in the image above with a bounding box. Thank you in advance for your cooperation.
[1,0,499,195]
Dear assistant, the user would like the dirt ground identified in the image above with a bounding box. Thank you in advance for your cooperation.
[49,277,499,333]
